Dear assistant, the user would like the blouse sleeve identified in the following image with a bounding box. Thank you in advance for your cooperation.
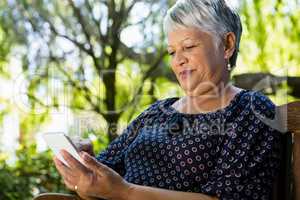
[200,91,282,200]
[96,100,160,176]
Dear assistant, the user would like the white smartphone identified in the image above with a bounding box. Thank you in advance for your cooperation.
[43,132,83,166]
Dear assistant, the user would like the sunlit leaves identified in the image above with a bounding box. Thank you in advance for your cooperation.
[236,0,300,76]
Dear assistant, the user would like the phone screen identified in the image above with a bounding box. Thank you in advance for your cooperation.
[43,133,83,166]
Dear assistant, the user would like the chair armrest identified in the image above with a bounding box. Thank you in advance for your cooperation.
[33,193,80,200]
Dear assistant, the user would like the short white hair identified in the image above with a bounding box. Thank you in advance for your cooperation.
[163,0,242,67]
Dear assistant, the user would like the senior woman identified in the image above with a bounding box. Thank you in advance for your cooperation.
[54,0,282,200]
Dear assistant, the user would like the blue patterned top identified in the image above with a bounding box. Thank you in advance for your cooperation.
[96,90,282,200]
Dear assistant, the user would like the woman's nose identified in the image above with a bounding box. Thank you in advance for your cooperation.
[174,51,188,67]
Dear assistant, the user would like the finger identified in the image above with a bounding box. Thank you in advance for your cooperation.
[81,138,92,147]
[55,161,79,191]
[80,151,107,175]
[78,139,93,153]
[81,144,91,152]
[54,158,74,179]
[64,177,76,191]
[70,137,94,155]
[60,150,87,172]
[53,156,69,169]
[53,157,76,179]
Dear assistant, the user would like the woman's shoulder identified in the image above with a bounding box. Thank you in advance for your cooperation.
[140,97,177,116]
[238,89,276,120]
[133,97,175,121]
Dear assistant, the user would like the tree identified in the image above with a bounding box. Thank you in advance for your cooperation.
[0,0,172,142]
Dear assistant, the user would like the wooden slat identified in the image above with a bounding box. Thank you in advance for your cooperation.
[273,101,300,200]
[285,101,300,200]
[287,102,300,134]
[273,102,300,134]
[293,134,300,200]
[33,193,79,200]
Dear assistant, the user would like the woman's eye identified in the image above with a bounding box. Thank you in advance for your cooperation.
[168,51,175,56]
[185,45,195,50]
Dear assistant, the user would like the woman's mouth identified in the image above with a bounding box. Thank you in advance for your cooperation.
[179,69,196,79]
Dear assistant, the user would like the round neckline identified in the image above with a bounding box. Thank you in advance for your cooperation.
[164,89,248,117]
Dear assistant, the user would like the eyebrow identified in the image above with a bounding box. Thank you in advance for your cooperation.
[167,37,194,48]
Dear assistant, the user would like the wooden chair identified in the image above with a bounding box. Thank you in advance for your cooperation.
[33,193,79,200]
[33,101,300,200]
[272,101,300,200]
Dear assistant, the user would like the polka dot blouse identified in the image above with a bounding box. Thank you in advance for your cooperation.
[96,90,282,200]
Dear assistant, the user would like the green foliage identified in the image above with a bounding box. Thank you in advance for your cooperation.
[0,131,109,200]
[236,0,300,75]
[0,144,70,200]
[0,21,11,78]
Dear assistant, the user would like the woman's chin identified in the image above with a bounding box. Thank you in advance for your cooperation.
[180,84,198,96]
[180,83,215,97]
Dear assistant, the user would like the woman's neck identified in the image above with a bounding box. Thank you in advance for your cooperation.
[174,83,242,114]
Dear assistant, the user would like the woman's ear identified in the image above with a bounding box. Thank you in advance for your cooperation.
[224,32,236,59]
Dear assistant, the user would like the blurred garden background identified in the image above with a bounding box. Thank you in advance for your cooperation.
[0,0,299,199]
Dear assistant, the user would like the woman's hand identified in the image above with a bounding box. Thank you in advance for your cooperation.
[71,137,95,156]
[53,150,131,200]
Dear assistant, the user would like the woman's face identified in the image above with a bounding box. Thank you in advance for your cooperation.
[167,27,228,96]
